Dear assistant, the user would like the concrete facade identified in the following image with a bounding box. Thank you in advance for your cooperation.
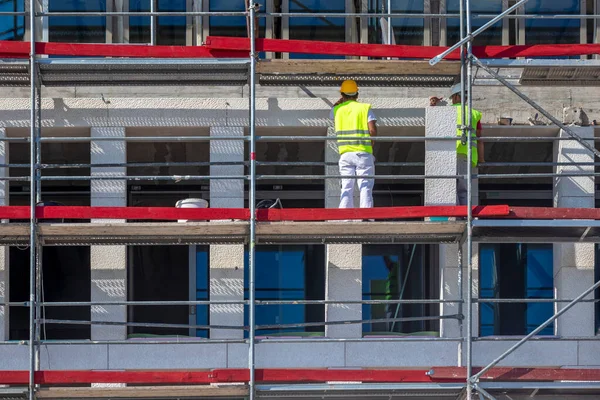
[90,127,127,341]
[553,127,596,337]
[0,94,597,375]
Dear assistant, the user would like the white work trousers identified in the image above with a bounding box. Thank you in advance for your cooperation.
[339,152,375,208]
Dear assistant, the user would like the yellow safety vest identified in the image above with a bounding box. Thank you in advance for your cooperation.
[334,101,373,155]
[454,104,482,167]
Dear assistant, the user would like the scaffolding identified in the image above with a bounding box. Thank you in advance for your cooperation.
[0,1,599,400]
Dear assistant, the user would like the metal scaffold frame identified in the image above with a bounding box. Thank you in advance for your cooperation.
[0,1,597,399]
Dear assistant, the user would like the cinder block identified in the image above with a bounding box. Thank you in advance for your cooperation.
[108,343,227,369]
[0,344,28,370]
[555,268,595,337]
[40,344,109,370]
[578,341,600,366]
[346,340,460,367]
[473,340,577,367]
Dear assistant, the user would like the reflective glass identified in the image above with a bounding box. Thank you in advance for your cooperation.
[209,0,266,38]
[525,0,580,45]
[480,244,553,337]
[368,0,424,45]
[447,0,503,46]
[48,0,106,43]
[0,0,24,41]
[362,244,437,336]
[130,0,187,45]
[244,245,325,337]
[289,0,345,59]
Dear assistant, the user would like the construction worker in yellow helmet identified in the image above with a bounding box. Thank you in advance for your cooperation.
[449,83,485,205]
[330,80,378,208]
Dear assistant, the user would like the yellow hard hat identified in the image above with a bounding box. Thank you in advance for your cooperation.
[340,80,358,95]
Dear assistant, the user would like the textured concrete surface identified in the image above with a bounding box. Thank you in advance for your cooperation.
[473,340,578,367]
[0,128,7,341]
[425,106,456,206]
[91,127,127,341]
[210,245,244,339]
[107,343,227,369]
[553,127,595,338]
[325,244,362,338]
[210,126,244,207]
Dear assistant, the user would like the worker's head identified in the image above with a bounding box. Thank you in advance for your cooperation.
[340,80,359,100]
[449,83,464,104]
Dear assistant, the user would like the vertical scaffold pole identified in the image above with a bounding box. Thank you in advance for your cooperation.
[28,0,39,398]
[150,0,157,45]
[465,0,475,398]
[248,4,258,400]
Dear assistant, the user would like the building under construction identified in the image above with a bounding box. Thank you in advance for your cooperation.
[1,1,600,399]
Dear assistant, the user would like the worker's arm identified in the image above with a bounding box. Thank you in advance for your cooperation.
[368,120,377,147]
[476,122,485,164]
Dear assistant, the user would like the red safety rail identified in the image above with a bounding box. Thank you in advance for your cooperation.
[205,36,600,59]
[429,367,600,382]
[0,369,449,385]
[2,368,600,385]
[0,205,509,221]
[0,41,246,59]
[258,205,510,221]
[2,39,600,59]
[508,207,600,220]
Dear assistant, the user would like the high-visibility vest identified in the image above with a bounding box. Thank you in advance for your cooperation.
[334,100,373,155]
[454,103,482,167]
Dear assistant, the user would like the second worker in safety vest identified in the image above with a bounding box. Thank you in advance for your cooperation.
[449,84,485,205]
[330,80,378,208]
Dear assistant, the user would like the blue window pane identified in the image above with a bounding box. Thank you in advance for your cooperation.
[209,0,265,38]
[243,246,308,336]
[447,0,503,46]
[195,247,209,338]
[362,245,430,335]
[49,0,106,43]
[525,0,580,46]
[0,1,24,41]
[525,245,553,335]
[368,0,424,45]
[479,244,553,336]
[289,0,345,59]
[130,0,186,45]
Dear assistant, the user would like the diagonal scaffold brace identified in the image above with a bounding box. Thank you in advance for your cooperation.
[472,55,600,160]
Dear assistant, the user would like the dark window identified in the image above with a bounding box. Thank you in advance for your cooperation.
[289,0,345,59]
[362,244,439,336]
[130,0,187,45]
[479,243,553,336]
[525,0,580,46]
[128,245,209,337]
[10,247,91,340]
[209,0,266,38]
[447,0,503,46]
[244,245,325,337]
[368,0,424,46]
[0,0,25,41]
[49,0,106,43]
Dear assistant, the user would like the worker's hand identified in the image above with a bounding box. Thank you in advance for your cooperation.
[478,155,485,164]
[429,96,443,106]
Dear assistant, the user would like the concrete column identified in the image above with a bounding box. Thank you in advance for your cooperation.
[325,245,362,338]
[553,127,595,337]
[324,128,362,338]
[209,127,244,339]
[425,107,478,339]
[0,128,8,341]
[91,127,127,341]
